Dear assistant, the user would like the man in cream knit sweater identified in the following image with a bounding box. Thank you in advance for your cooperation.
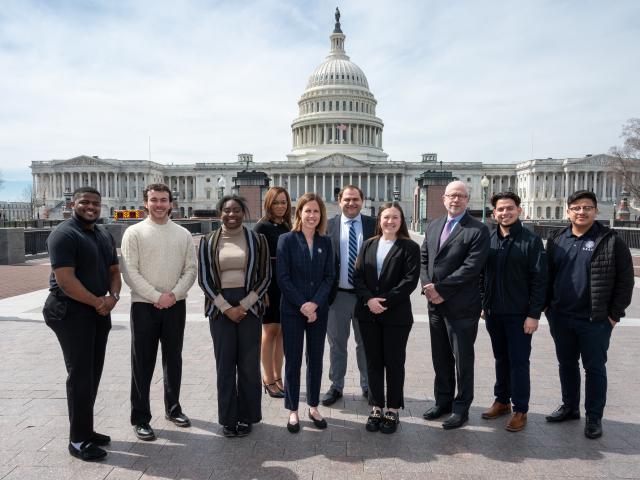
[121,184,197,441]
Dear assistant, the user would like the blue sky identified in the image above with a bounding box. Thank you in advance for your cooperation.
[1,0,639,200]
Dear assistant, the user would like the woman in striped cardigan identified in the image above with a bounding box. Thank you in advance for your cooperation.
[198,195,271,437]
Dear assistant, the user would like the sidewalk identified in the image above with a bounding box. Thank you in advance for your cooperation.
[1,250,640,479]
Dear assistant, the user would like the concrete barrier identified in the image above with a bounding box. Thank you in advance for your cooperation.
[103,223,130,248]
[0,228,26,265]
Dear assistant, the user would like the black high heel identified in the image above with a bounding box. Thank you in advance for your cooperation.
[263,380,285,398]
[275,378,285,394]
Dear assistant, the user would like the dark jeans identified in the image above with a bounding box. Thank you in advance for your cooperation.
[210,288,262,426]
[429,307,479,414]
[130,300,186,425]
[359,322,412,410]
[547,309,613,419]
[485,313,532,413]
[43,294,111,443]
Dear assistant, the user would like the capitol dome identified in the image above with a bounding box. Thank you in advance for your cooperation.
[306,54,369,90]
[288,8,387,163]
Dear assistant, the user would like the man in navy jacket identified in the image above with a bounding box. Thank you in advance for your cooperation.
[480,192,546,432]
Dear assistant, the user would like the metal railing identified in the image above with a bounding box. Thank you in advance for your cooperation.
[0,220,63,229]
[24,229,51,255]
[526,221,640,249]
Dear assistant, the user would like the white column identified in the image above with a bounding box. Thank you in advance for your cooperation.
[304,174,308,193]
[593,171,598,198]
[322,174,326,200]
[573,171,578,192]
[374,173,379,200]
[602,172,608,201]
[612,175,617,199]
[393,174,398,197]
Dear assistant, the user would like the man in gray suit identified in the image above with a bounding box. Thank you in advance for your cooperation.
[420,180,490,429]
[322,185,376,406]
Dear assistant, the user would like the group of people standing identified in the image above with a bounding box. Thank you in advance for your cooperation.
[43,179,634,462]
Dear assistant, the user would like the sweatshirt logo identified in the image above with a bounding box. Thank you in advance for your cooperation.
[583,240,595,252]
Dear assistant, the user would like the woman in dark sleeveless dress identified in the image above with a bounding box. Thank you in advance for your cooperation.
[254,187,292,398]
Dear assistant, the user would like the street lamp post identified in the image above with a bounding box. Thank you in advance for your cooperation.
[480,175,490,224]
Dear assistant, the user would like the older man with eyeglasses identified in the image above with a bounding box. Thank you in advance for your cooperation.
[544,190,633,439]
[420,180,490,429]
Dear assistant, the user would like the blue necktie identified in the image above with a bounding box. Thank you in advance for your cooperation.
[347,219,358,286]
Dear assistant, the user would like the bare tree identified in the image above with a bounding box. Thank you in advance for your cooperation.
[610,118,640,199]
[22,184,39,219]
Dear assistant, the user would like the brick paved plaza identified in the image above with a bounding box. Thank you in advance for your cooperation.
[1,239,639,480]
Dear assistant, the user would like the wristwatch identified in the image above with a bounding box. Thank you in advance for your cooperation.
[111,292,120,302]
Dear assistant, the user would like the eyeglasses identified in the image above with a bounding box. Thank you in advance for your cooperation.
[569,206,596,212]
[444,193,469,199]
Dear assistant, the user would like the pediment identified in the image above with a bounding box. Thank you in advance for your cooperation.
[59,155,114,167]
[306,154,370,168]
[567,154,616,167]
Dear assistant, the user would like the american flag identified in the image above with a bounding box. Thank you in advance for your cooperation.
[337,124,347,131]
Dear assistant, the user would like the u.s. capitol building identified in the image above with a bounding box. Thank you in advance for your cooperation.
[30,10,635,221]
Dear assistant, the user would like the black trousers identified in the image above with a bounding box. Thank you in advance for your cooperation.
[281,310,328,411]
[210,288,262,426]
[43,293,111,443]
[359,321,412,410]
[130,300,186,425]
[485,313,532,413]
[428,307,478,414]
[547,310,613,419]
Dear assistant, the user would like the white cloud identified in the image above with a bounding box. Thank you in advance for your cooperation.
[0,0,639,187]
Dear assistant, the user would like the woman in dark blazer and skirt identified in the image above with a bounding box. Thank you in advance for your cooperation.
[353,202,420,434]
[276,193,335,433]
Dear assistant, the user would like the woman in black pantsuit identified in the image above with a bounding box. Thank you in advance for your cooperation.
[353,202,420,434]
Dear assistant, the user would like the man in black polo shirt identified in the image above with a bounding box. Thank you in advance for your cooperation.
[545,190,634,439]
[44,187,121,461]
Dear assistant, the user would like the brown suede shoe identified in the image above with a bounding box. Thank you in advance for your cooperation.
[506,412,527,432]
[481,401,512,419]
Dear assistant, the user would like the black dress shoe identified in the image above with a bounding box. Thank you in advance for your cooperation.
[68,442,107,461]
[379,411,399,434]
[222,425,238,437]
[308,410,328,429]
[90,432,111,446]
[236,422,252,437]
[287,420,300,433]
[442,412,468,430]
[365,410,382,432]
[165,412,191,427]
[584,417,603,439]
[133,423,156,441]
[321,388,343,406]
[423,404,452,420]
[545,405,580,423]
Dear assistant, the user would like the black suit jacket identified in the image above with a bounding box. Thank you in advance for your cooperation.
[276,231,335,316]
[420,212,490,319]
[327,213,376,304]
[353,237,421,325]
